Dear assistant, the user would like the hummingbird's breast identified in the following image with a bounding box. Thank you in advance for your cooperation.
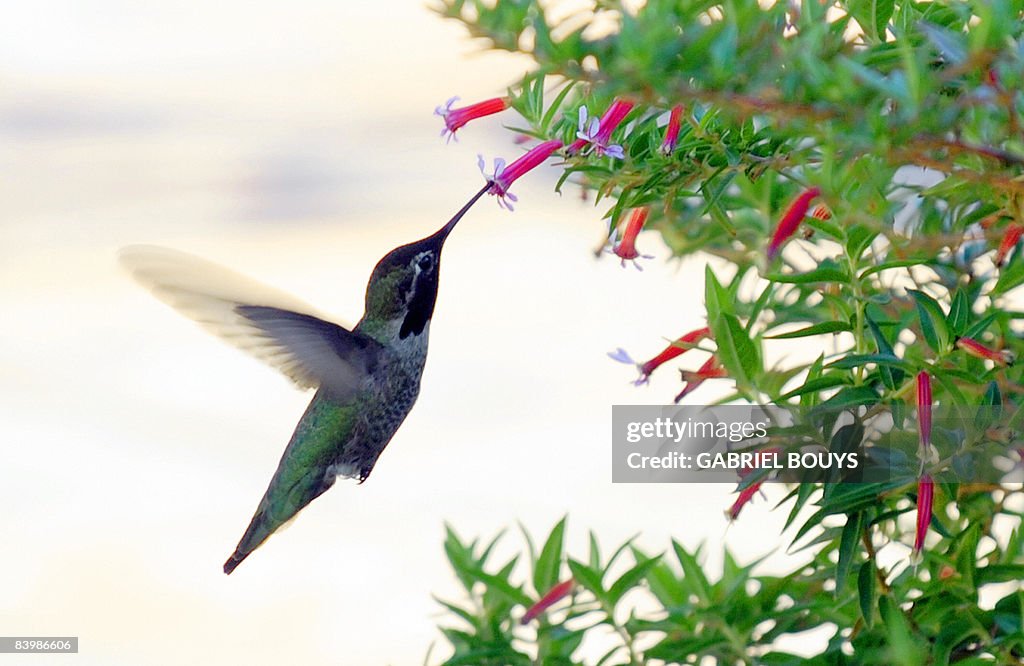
[333,325,431,481]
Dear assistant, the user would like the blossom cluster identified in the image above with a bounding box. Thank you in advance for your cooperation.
[432,91,1023,564]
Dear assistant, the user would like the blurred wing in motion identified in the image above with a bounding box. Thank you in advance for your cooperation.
[119,245,381,399]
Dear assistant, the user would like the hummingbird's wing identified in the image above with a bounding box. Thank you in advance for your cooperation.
[119,245,381,400]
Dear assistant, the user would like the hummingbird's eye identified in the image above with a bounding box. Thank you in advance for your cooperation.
[418,255,434,271]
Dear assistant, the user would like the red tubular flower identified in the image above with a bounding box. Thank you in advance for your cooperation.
[956,337,1015,365]
[566,137,589,153]
[521,578,574,624]
[435,96,510,142]
[674,356,726,403]
[767,186,822,260]
[478,140,564,210]
[995,223,1024,267]
[569,99,634,158]
[609,327,712,385]
[659,104,684,155]
[913,474,934,556]
[917,371,938,464]
[727,479,764,521]
[641,327,712,378]
[610,207,654,269]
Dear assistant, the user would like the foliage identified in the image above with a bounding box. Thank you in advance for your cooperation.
[432,518,1024,665]
[428,1,1024,663]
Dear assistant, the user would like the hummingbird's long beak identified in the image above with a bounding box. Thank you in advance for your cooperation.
[434,182,493,242]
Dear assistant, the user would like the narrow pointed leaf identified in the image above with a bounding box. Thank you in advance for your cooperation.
[534,517,567,593]
[858,561,877,627]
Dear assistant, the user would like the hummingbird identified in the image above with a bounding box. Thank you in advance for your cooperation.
[120,184,490,574]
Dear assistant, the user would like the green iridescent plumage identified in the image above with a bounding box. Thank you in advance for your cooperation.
[121,185,489,574]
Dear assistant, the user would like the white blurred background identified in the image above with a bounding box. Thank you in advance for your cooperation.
[0,2,801,663]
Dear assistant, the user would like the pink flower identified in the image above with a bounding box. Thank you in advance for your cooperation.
[956,337,1015,365]
[913,474,934,557]
[660,104,684,155]
[568,99,634,158]
[767,187,821,260]
[435,96,510,142]
[995,223,1024,267]
[727,479,764,521]
[521,578,574,624]
[608,327,712,385]
[674,356,726,403]
[609,207,655,269]
[478,140,564,211]
[917,371,938,464]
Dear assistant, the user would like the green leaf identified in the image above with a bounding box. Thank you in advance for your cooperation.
[672,540,711,604]
[434,596,477,627]
[567,559,606,603]
[778,374,851,401]
[444,524,476,593]
[607,554,661,606]
[846,224,878,261]
[827,353,914,373]
[977,381,1002,429]
[858,561,876,627]
[962,313,997,339]
[909,289,950,352]
[976,564,1024,585]
[933,617,990,666]
[765,260,850,285]
[746,281,773,334]
[992,256,1024,295]
[534,516,566,593]
[472,560,533,608]
[700,172,738,235]
[836,512,863,596]
[634,547,685,607]
[800,354,826,408]
[859,259,930,279]
[710,312,761,390]
[783,482,820,532]
[540,81,577,133]
[804,216,845,240]
[848,0,895,41]
[946,288,972,337]
[705,265,733,317]
[605,533,641,576]
[879,595,924,664]
[867,317,904,390]
[919,20,967,64]
[766,321,852,339]
[814,385,880,410]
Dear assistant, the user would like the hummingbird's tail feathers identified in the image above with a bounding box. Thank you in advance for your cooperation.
[223,508,305,574]
[223,550,250,575]
[222,502,278,575]
[118,246,379,400]
[222,457,336,575]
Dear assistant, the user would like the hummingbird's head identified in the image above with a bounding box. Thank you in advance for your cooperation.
[363,184,489,339]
